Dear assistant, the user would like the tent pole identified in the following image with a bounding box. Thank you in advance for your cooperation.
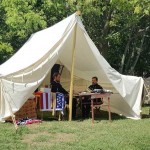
[69,24,77,121]
[68,16,79,121]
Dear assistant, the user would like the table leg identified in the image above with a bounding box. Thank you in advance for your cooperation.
[108,97,111,122]
[35,96,40,118]
[91,99,94,124]
[80,97,83,118]
[41,111,43,120]
[58,111,61,121]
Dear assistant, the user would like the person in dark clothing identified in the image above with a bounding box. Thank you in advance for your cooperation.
[51,73,68,94]
[88,76,103,91]
[51,72,76,119]
[82,76,103,119]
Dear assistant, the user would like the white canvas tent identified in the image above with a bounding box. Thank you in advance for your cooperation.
[0,13,144,121]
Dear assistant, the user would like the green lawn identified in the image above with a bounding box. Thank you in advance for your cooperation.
[0,106,150,150]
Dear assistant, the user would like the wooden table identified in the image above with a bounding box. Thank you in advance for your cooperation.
[79,92,112,123]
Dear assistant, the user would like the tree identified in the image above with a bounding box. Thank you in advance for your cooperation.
[0,0,149,77]
[0,0,47,64]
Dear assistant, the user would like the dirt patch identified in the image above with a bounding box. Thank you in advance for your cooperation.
[52,133,75,143]
[26,123,41,130]
[22,132,76,145]
[22,133,37,144]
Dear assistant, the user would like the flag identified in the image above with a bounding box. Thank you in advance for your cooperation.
[40,92,51,111]
[55,93,65,111]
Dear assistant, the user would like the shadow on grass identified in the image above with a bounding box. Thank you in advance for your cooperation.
[38,109,127,122]
[141,104,150,119]
[91,109,126,122]
[28,105,150,122]
[142,114,150,119]
[142,104,150,107]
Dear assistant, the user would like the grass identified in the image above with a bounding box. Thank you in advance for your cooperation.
[0,106,150,150]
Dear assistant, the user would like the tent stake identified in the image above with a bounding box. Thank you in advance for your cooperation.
[11,114,18,131]
[7,97,18,131]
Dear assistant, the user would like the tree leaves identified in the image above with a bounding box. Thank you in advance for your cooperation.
[0,42,13,64]
[134,5,142,14]
[0,0,149,77]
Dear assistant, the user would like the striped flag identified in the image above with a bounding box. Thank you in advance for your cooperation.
[40,92,51,111]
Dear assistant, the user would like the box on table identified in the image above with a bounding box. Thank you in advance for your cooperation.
[40,87,51,93]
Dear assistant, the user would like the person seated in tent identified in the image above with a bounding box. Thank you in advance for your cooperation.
[51,72,68,95]
[51,72,77,119]
[82,76,103,119]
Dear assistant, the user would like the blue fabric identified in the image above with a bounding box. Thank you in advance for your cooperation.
[55,93,65,110]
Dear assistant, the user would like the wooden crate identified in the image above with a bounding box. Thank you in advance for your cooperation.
[6,99,37,121]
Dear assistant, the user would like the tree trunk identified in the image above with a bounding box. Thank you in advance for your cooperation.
[100,9,113,58]
[129,27,148,75]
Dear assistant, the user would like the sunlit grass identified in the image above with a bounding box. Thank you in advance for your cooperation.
[0,106,150,150]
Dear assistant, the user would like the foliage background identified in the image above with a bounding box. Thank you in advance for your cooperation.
[0,0,149,77]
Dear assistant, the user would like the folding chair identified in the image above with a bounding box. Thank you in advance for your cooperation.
[39,92,51,119]
[52,92,65,120]
[35,91,65,120]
